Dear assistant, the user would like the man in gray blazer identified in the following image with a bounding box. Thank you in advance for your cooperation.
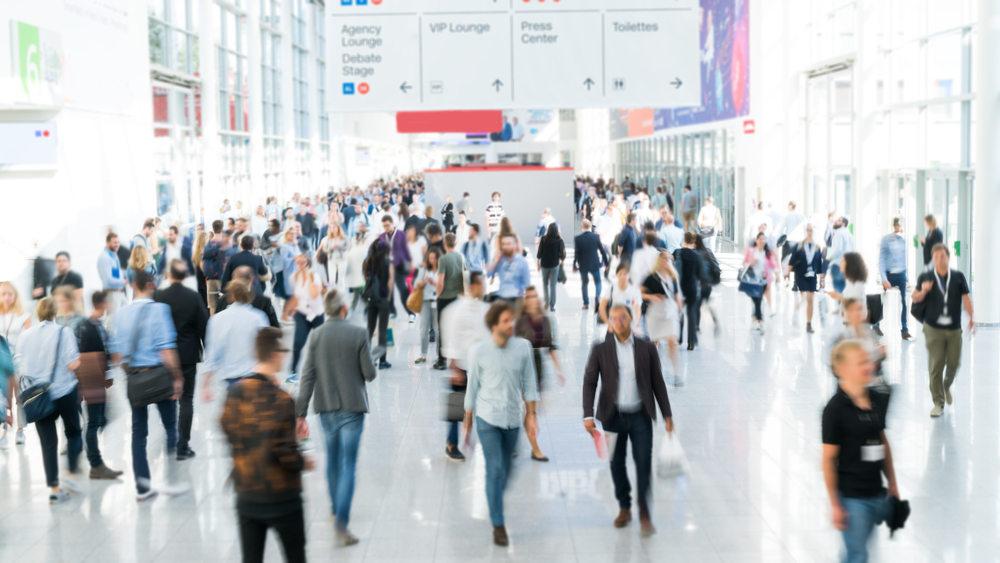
[296,289,377,547]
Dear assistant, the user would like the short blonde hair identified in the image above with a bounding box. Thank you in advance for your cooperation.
[36,297,57,322]
[830,339,866,374]
[129,245,151,271]
[0,281,25,316]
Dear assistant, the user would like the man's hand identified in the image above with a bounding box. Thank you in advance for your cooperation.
[463,412,473,437]
[32,287,43,298]
[450,367,467,386]
[882,281,891,291]
[583,418,598,437]
[832,503,848,531]
[202,380,212,403]
[525,413,538,440]
[921,280,933,292]
[968,318,976,334]
[556,370,566,387]
[303,455,316,472]
[173,379,184,400]
[665,417,674,434]
[296,418,309,439]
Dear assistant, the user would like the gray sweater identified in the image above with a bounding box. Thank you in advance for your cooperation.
[296,317,377,417]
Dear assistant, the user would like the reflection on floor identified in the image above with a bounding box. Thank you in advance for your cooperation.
[0,253,997,563]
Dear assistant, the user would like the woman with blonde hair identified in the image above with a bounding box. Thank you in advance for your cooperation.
[320,222,348,292]
[640,252,683,379]
[1,281,31,446]
[126,245,157,284]
[192,231,210,305]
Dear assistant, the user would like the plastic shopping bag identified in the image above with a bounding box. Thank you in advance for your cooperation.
[656,432,689,479]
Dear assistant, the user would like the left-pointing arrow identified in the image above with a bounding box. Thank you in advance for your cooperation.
[400,82,412,93]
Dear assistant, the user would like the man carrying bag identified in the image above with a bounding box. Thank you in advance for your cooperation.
[110,270,185,501]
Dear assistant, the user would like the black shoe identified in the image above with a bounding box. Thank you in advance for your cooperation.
[429,334,436,343]
[432,360,447,371]
[176,447,196,461]
[446,445,466,462]
[378,361,392,369]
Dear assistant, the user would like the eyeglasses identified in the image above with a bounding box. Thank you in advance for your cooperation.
[276,348,291,354]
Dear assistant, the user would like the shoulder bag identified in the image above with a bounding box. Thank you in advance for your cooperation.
[126,304,176,408]
[406,271,424,313]
[19,327,63,424]
[737,265,767,299]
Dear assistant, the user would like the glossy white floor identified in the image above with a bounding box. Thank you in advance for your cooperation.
[1,254,997,563]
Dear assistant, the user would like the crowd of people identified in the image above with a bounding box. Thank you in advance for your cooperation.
[0,171,977,563]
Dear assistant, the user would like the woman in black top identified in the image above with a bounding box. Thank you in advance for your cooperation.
[364,239,393,369]
[535,223,566,312]
[675,232,704,350]
[822,340,898,563]
[693,234,720,335]
[786,223,824,333]
[918,214,944,270]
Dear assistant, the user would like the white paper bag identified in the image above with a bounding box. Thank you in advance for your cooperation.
[656,432,689,479]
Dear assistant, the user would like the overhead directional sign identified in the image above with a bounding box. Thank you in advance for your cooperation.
[330,0,700,111]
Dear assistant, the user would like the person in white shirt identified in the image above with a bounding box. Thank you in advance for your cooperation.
[599,263,643,334]
[827,252,868,321]
[657,210,685,253]
[251,206,269,235]
[827,217,855,294]
[745,201,773,244]
[696,196,723,252]
[630,233,661,288]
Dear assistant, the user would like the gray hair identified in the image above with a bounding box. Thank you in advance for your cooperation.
[323,289,346,318]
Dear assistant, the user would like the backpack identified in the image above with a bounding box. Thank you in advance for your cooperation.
[462,240,488,269]
[707,256,722,285]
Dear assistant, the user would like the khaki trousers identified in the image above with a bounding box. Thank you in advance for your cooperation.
[923,324,962,408]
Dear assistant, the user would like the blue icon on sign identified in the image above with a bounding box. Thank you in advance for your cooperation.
[343,83,355,95]
[356,0,368,4]
[35,131,42,137]
[341,0,352,5]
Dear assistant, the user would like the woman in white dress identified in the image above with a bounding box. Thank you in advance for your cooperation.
[1,281,31,446]
[640,252,683,378]
[320,222,348,293]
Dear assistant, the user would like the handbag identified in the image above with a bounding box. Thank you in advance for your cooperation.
[737,266,767,299]
[19,327,63,424]
[698,226,715,238]
[407,284,424,313]
[125,304,176,408]
[557,264,567,284]
[444,391,465,422]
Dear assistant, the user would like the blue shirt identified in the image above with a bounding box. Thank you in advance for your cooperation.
[462,239,490,272]
[204,303,268,381]
[98,249,126,290]
[658,223,685,253]
[110,297,177,369]
[879,232,907,279]
[488,254,531,299]
[464,336,539,429]
[14,321,79,400]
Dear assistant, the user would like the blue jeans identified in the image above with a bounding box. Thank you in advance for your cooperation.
[476,416,519,527]
[606,410,653,512]
[447,421,459,447]
[840,494,894,563]
[580,267,602,307]
[541,266,559,309]
[292,312,324,375]
[85,402,107,468]
[830,263,846,293]
[878,273,908,334]
[132,399,178,493]
[319,411,365,530]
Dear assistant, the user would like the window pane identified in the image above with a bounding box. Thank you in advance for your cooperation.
[891,43,921,103]
[928,0,962,33]
[927,102,961,167]
[149,22,166,66]
[927,31,961,99]
[153,86,170,123]
[148,0,166,20]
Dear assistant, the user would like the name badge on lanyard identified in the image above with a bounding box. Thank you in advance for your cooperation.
[861,444,885,462]
[935,269,952,325]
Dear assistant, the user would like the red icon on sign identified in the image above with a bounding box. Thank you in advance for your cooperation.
[43,130,50,137]
[372,0,382,4]
[359,83,370,95]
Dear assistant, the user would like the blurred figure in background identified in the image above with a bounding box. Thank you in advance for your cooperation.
[514,286,564,462]
[786,223,824,333]
[0,281,31,447]
[464,301,539,547]
[222,327,310,563]
[441,272,489,462]
[877,217,911,340]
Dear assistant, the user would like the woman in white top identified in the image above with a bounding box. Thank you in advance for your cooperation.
[252,205,269,235]
[1,281,31,446]
[320,222,348,293]
[827,252,868,321]
[345,233,371,311]
[414,247,443,364]
[290,254,325,375]
[598,263,643,333]
[406,225,427,268]
[454,211,470,248]
[640,252,683,377]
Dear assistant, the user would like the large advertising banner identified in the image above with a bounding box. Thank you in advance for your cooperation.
[610,0,749,139]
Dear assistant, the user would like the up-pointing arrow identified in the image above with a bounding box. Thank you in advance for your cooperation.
[492,79,504,92]
[584,78,595,90]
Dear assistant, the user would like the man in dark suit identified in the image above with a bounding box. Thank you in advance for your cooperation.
[220,235,269,295]
[215,266,280,327]
[157,225,194,275]
[378,215,414,320]
[617,213,641,262]
[583,303,673,536]
[573,219,609,311]
[154,259,209,460]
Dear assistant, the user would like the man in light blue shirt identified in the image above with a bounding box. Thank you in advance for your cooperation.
[487,235,531,303]
[462,224,491,273]
[877,217,912,339]
[202,279,269,394]
[98,233,127,314]
[656,208,685,253]
[827,217,855,293]
[110,270,183,500]
[463,301,538,547]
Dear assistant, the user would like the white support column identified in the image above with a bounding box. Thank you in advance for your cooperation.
[973,0,1000,325]
[200,0,222,223]
[247,0,265,206]
[852,0,884,283]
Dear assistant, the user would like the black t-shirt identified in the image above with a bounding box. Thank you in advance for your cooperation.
[822,387,890,498]
[916,269,969,330]
[51,270,84,295]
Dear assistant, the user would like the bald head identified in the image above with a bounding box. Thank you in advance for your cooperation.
[233,266,254,282]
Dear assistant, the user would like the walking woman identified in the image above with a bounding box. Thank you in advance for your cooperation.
[742,233,779,334]
[126,245,157,284]
[290,254,324,376]
[822,339,899,563]
[442,195,456,233]
[514,286,565,462]
[598,263,643,333]
[279,227,303,322]
[675,232,704,350]
[787,223,824,333]
[14,298,82,504]
[693,234,720,334]
[917,214,944,271]
[192,231,210,306]
[828,252,869,322]
[641,252,683,377]
[320,222,348,293]
[364,239,393,369]
[414,247,442,365]
[536,223,566,312]
[1,281,31,447]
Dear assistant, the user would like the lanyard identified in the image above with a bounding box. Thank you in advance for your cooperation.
[107,249,121,279]
[934,269,951,315]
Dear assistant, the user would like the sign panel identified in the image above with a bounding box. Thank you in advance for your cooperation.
[9,21,63,106]
[330,0,700,111]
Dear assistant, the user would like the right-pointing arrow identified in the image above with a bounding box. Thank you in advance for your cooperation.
[671,77,683,89]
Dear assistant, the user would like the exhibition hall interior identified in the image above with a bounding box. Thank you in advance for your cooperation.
[1,0,999,562]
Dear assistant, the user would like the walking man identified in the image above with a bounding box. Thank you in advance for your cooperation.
[296,290,377,546]
[463,301,539,546]
[911,244,973,417]
[98,233,127,314]
[573,219,609,310]
[583,304,673,535]
[877,217,912,340]
[75,291,123,479]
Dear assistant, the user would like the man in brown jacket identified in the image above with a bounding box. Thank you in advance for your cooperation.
[222,327,311,563]
[75,291,123,480]
[582,303,674,536]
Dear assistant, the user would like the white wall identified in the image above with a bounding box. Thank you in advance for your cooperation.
[0,0,153,305]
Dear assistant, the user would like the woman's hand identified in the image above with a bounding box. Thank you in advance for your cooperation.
[831,503,849,531]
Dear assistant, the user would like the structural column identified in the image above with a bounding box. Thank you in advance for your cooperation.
[973,0,1000,325]
[852,0,884,280]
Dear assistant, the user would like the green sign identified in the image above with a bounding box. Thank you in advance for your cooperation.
[17,21,40,95]
[10,20,61,100]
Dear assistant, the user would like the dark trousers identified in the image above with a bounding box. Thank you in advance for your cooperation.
[178,364,197,449]
[581,267,602,306]
[606,410,653,513]
[684,291,700,346]
[367,301,390,362]
[751,296,764,321]
[85,402,107,468]
[878,272,909,334]
[37,392,82,487]
[132,398,178,494]
[293,313,324,374]
[390,266,412,316]
[436,297,458,361]
[238,506,306,563]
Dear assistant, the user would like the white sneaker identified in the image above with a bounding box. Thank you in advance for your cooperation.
[136,489,159,502]
[160,482,192,496]
[61,472,83,493]
[15,429,25,445]
[930,405,944,417]
[0,433,7,449]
